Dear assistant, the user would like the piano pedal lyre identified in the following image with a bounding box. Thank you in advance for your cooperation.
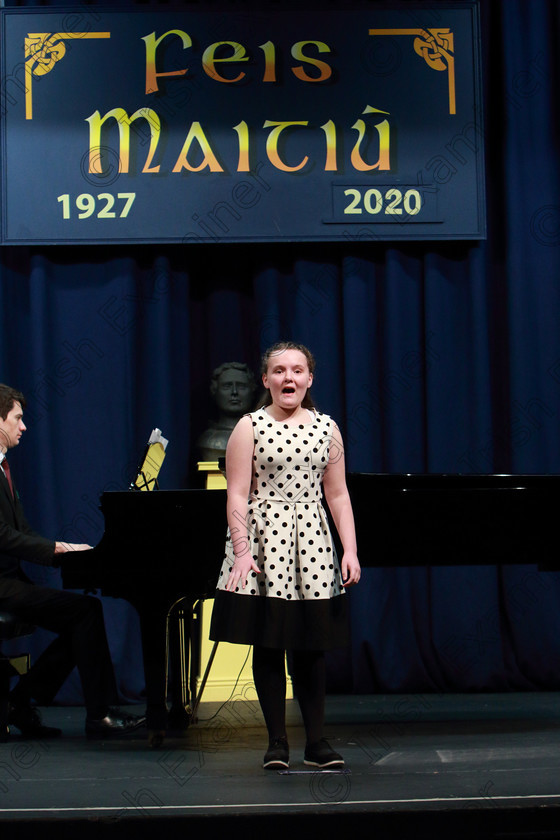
[166,597,205,734]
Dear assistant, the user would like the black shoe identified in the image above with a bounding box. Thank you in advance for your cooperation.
[304,738,344,769]
[85,709,146,739]
[8,704,62,739]
[109,708,146,727]
[263,736,289,769]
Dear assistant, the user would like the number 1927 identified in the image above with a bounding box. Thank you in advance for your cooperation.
[57,193,136,220]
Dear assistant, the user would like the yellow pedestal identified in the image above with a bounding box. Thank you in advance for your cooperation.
[197,461,227,490]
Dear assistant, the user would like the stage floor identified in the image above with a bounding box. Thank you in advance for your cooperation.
[2,693,560,839]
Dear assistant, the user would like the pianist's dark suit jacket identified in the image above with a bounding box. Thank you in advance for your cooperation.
[0,464,55,597]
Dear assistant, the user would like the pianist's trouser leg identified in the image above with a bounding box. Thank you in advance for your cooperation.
[1,583,118,718]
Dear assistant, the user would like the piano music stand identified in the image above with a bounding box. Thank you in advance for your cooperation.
[130,430,168,492]
[132,471,160,492]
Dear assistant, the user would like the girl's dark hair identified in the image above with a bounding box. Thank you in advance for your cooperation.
[258,342,316,409]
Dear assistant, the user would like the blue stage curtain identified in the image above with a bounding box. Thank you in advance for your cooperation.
[2,0,560,703]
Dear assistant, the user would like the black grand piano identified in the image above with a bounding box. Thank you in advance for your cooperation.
[60,473,559,742]
[346,473,559,568]
[61,488,227,743]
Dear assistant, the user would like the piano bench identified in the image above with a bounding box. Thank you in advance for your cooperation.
[0,612,35,743]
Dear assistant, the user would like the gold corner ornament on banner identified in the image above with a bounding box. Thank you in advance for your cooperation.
[24,31,111,120]
[370,28,455,115]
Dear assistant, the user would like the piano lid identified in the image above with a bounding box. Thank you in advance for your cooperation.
[345,472,560,568]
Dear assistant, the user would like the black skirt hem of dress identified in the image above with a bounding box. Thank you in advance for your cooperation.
[209,589,350,651]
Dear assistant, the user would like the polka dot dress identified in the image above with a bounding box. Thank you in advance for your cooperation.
[210,409,349,651]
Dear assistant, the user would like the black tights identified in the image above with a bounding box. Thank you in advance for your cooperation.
[252,646,325,745]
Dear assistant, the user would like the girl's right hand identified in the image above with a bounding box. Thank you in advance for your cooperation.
[225,555,261,591]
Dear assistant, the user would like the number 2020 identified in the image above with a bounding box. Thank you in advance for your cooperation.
[343,188,422,216]
[57,193,136,220]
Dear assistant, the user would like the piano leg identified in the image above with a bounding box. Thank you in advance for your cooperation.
[132,594,171,746]
[0,658,10,743]
[189,603,203,721]
[167,601,192,733]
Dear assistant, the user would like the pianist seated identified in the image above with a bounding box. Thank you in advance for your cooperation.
[0,383,144,740]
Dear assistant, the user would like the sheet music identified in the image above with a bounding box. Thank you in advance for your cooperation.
[133,428,169,491]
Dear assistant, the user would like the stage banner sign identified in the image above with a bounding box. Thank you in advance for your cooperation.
[0,3,484,245]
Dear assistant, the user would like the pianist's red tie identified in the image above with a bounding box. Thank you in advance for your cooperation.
[2,458,14,498]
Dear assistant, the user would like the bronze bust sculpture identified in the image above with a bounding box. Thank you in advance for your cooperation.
[197,362,256,461]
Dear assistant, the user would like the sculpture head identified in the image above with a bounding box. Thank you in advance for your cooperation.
[210,362,256,418]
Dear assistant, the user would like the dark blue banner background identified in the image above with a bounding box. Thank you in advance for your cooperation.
[1,3,484,244]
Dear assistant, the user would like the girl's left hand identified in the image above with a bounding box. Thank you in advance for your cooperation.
[341,552,361,587]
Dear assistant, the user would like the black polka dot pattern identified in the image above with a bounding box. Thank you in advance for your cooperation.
[217,409,345,603]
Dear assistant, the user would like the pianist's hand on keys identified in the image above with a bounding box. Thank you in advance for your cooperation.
[55,542,93,553]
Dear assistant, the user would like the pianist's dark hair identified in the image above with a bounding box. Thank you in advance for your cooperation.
[0,384,26,420]
[258,342,317,410]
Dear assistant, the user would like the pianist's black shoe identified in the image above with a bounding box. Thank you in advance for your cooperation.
[85,709,146,739]
[8,704,62,739]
